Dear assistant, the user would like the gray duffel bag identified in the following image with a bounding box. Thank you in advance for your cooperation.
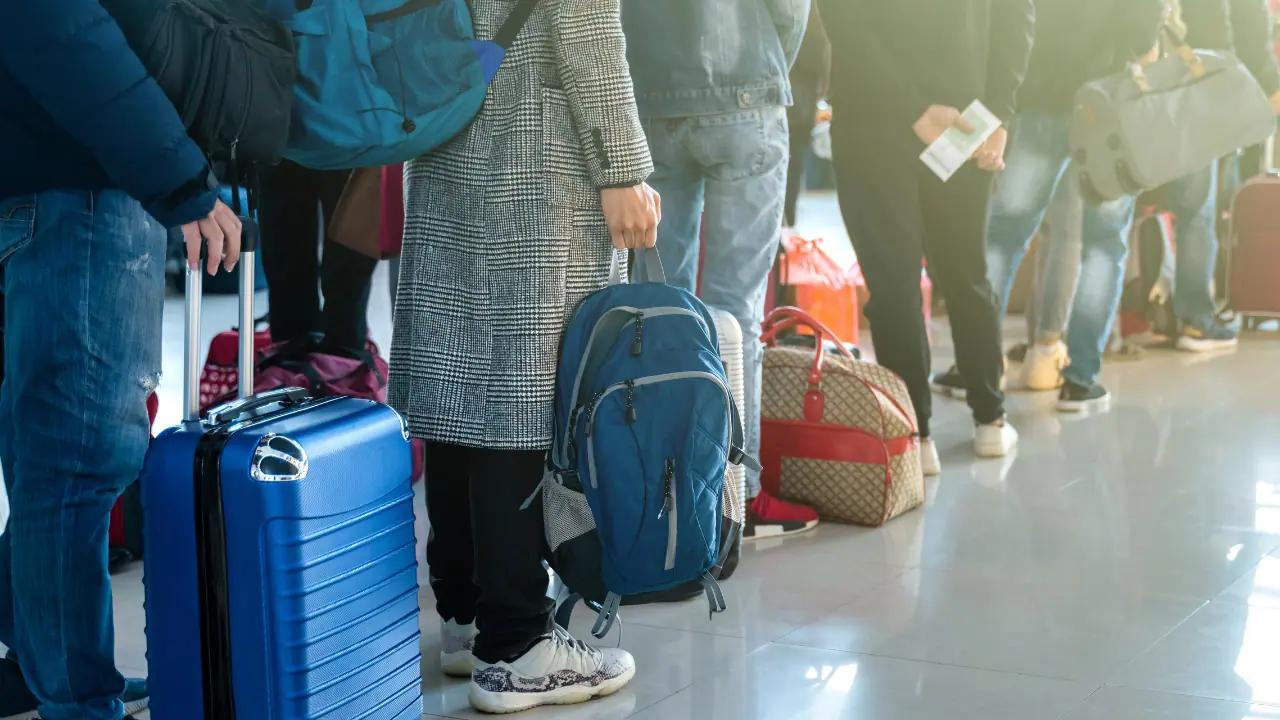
[1070,34,1275,204]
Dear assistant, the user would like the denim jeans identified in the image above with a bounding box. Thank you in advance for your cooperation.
[0,189,164,720]
[986,112,1137,386]
[643,107,790,497]
[1162,163,1220,328]
[1022,176,1083,343]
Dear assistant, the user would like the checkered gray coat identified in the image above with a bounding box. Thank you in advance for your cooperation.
[388,0,652,450]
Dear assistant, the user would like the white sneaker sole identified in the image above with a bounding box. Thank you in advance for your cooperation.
[1057,393,1112,414]
[1176,336,1239,353]
[974,433,1018,458]
[469,664,637,714]
[744,518,819,541]
[442,650,475,678]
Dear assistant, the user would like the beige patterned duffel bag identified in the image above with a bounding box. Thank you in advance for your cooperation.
[759,307,925,527]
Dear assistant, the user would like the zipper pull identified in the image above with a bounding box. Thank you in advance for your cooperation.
[658,458,675,519]
[625,380,637,424]
[631,312,645,356]
[585,390,605,438]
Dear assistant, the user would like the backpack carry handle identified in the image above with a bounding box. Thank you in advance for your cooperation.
[606,247,667,286]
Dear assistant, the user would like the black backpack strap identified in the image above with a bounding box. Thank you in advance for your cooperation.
[495,0,540,49]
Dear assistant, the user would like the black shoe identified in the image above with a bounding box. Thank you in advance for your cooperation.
[930,366,967,400]
[1057,380,1111,413]
[1006,343,1030,364]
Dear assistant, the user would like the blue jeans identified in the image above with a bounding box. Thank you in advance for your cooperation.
[1022,176,1083,343]
[986,112,1137,386]
[0,190,163,720]
[643,107,790,497]
[1163,163,1220,328]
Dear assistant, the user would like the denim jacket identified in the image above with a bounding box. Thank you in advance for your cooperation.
[622,0,810,118]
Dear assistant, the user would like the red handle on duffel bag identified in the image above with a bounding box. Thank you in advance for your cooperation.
[762,306,917,434]
[762,306,859,387]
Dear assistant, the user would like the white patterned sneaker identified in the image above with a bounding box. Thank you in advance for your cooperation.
[441,619,478,678]
[469,628,635,714]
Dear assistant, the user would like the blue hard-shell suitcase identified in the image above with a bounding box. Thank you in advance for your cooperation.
[141,225,423,719]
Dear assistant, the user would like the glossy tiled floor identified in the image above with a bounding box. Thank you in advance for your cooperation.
[95,195,1280,718]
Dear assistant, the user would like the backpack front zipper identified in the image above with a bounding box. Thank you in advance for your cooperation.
[660,458,678,571]
[583,371,732,489]
[559,306,709,466]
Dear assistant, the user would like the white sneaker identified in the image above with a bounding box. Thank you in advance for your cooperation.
[441,619,478,678]
[974,418,1019,458]
[469,628,636,714]
[920,438,941,477]
[1018,341,1068,391]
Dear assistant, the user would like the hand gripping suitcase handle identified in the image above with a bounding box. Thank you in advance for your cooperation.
[183,216,260,422]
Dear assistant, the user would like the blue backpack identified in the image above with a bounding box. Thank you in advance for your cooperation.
[539,251,760,637]
[280,0,537,170]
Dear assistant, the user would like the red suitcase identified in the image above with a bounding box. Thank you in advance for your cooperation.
[1228,173,1280,324]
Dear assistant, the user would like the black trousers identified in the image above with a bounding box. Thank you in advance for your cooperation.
[258,160,378,350]
[830,121,1006,437]
[784,78,822,227]
[424,443,554,664]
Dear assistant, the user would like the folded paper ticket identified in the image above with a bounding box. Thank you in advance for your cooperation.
[920,100,1002,182]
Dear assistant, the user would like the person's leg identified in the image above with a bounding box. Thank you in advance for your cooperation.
[466,448,633,714]
[784,80,819,227]
[920,163,1006,426]
[1061,194,1137,392]
[423,443,479,625]
[316,168,379,349]
[0,189,163,720]
[1166,164,1231,347]
[643,117,705,293]
[259,160,323,344]
[696,107,789,501]
[984,113,1072,321]
[829,122,932,436]
[467,449,553,664]
[1032,174,1085,342]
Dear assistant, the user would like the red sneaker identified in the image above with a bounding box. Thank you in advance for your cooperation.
[745,491,819,540]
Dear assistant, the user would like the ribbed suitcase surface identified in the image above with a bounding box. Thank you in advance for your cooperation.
[142,395,423,720]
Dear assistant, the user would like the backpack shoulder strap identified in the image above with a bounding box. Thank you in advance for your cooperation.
[495,0,540,49]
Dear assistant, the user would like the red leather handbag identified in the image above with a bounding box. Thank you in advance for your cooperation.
[759,307,924,527]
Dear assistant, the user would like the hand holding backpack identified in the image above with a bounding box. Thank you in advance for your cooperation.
[538,249,761,638]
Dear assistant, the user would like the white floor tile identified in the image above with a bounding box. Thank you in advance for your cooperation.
[1115,601,1280,706]
[1060,686,1280,720]
[629,643,1090,720]
[779,566,1203,683]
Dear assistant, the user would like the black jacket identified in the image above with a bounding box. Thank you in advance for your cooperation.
[818,0,1036,132]
[1018,0,1165,115]
[1182,0,1280,96]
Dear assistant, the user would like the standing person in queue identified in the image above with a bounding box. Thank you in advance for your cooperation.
[935,0,1164,413]
[387,0,659,713]
[818,0,1035,474]
[1164,0,1280,352]
[623,0,821,540]
[0,3,241,719]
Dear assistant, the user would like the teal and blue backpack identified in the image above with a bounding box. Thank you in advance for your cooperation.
[280,0,537,170]
[539,251,761,637]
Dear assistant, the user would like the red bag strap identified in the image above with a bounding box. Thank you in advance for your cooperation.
[761,306,858,386]
[762,306,919,436]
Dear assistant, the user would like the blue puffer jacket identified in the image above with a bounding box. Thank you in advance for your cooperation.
[0,1,217,228]
[622,0,810,119]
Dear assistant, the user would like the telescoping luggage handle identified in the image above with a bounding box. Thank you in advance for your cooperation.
[182,175,260,423]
